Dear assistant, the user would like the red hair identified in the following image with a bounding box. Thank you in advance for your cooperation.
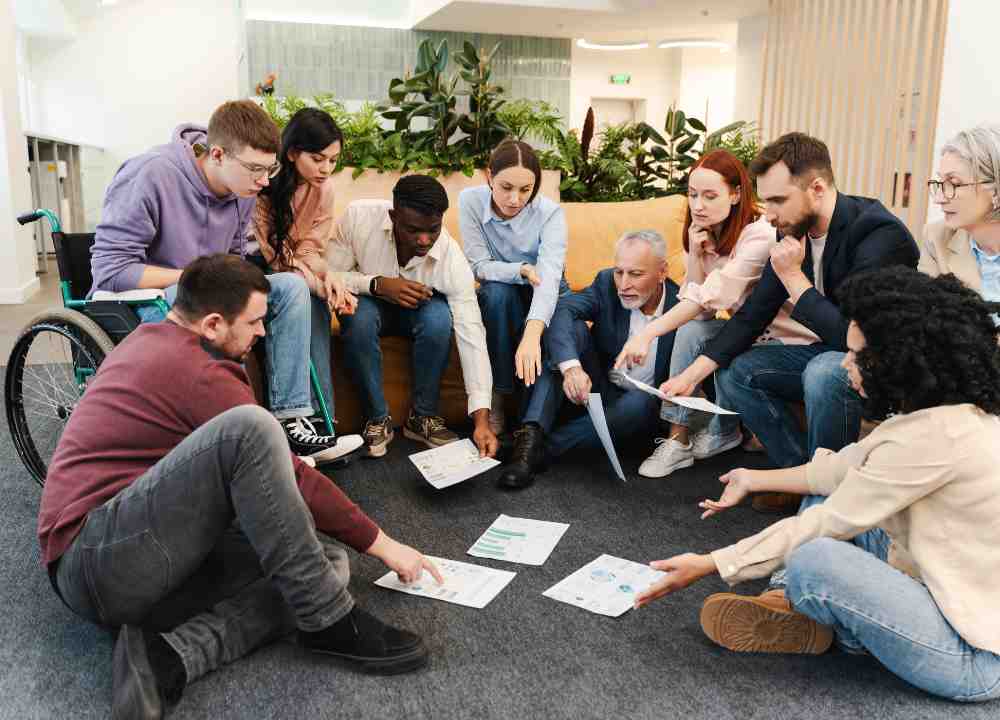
[682,149,760,257]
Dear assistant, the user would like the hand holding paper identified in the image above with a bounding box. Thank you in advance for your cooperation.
[622,374,738,415]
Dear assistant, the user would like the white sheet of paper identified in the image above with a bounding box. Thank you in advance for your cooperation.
[542,554,667,617]
[408,438,501,489]
[622,374,739,415]
[374,556,515,609]
[587,393,626,481]
[467,514,570,566]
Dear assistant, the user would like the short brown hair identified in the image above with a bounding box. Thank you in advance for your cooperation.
[488,139,542,204]
[749,132,835,188]
[207,100,280,155]
[173,254,270,323]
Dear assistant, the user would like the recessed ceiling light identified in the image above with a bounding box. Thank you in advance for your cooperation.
[657,39,730,51]
[576,39,649,51]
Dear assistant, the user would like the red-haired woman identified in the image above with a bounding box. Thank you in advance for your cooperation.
[615,149,811,478]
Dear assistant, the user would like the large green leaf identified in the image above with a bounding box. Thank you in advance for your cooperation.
[637,122,667,145]
[676,136,698,154]
[435,40,449,74]
[417,40,435,73]
[671,110,687,138]
[687,117,707,132]
[463,41,479,64]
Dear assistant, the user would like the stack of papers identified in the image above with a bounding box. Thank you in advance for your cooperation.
[467,515,570,566]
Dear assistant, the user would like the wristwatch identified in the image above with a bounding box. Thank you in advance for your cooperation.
[369,276,380,296]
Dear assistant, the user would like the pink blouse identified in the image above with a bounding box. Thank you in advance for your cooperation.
[678,216,819,346]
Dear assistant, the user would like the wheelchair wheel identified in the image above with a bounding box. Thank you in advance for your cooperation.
[5,308,115,486]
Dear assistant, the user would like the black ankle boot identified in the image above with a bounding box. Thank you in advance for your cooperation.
[300,606,428,675]
[498,423,545,490]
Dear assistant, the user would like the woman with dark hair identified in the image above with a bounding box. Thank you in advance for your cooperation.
[252,107,362,463]
[634,266,1000,702]
[616,149,817,478]
[458,139,569,435]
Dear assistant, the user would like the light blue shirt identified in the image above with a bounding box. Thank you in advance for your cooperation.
[970,236,1000,325]
[458,184,568,326]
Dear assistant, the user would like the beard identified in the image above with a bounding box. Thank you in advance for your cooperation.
[618,292,649,311]
[783,210,820,240]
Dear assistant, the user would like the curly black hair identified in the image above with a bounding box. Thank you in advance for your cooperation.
[838,266,1000,419]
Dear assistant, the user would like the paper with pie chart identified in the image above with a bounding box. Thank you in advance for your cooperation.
[542,554,666,617]
[467,514,570,566]
[374,556,516,609]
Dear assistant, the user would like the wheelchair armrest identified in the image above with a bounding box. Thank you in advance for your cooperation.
[92,289,166,302]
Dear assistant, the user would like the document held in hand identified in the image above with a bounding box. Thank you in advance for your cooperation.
[621,374,738,415]
[587,393,627,482]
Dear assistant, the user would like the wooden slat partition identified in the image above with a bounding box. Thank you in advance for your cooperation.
[759,0,950,237]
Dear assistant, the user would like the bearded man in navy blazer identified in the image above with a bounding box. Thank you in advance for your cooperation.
[498,229,680,489]
[663,132,918,511]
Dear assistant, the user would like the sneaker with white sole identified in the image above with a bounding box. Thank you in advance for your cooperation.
[638,437,694,478]
[282,417,363,466]
[363,416,394,458]
[691,427,743,460]
[402,411,459,449]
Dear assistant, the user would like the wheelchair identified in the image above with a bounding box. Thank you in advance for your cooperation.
[5,209,333,486]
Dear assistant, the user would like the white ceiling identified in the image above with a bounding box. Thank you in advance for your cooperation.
[414,0,768,39]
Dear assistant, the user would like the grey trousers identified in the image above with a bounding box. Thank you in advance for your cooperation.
[53,405,355,682]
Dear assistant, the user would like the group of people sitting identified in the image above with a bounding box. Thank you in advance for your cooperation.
[36,98,1000,718]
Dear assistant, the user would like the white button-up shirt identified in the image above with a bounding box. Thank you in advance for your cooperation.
[328,200,493,415]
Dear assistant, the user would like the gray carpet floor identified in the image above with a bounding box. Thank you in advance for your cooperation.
[0,412,995,720]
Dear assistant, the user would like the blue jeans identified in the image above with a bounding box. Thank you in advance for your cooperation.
[771,497,1000,701]
[522,319,660,456]
[660,319,738,437]
[714,344,862,467]
[53,405,354,684]
[137,273,325,421]
[338,294,453,421]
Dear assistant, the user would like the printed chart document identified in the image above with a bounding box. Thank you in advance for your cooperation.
[467,515,570,566]
[587,393,627,481]
[374,556,516,609]
[543,554,666,617]
[409,438,501,489]
[622,374,738,415]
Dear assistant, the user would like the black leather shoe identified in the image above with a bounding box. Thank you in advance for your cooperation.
[498,423,546,490]
[111,625,162,720]
[300,606,428,675]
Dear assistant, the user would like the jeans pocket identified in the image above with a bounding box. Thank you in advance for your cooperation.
[88,530,171,626]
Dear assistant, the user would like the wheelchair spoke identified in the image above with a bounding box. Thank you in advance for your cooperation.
[22,364,80,407]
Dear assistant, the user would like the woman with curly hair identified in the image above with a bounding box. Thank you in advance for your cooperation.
[634,266,1000,702]
[921,124,1000,323]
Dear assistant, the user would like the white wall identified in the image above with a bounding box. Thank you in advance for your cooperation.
[733,13,767,129]
[928,0,1000,223]
[26,0,243,170]
[1,0,41,303]
[245,0,413,27]
[569,42,682,132]
[677,46,737,134]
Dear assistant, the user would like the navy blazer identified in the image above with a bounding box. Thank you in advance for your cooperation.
[546,268,681,386]
[704,193,918,367]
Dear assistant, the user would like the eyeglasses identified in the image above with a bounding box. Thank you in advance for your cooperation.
[224,149,281,180]
[927,179,990,201]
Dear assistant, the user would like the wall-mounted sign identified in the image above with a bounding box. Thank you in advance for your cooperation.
[609,74,631,85]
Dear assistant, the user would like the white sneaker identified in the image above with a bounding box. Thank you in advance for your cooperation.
[309,433,365,465]
[298,455,317,468]
[488,391,506,435]
[638,437,694,478]
[691,427,743,460]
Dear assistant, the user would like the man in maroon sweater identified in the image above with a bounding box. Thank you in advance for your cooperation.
[40,254,442,720]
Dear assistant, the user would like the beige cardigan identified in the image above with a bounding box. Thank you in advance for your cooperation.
[918,220,982,291]
[711,403,1000,654]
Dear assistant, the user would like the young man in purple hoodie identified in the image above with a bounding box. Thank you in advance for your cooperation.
[89,100,360,464]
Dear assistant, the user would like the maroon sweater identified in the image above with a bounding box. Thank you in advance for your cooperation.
[38,322,379,566]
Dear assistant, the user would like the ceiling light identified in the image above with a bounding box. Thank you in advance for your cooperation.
[657,39,730,51]
[576,39,649,51]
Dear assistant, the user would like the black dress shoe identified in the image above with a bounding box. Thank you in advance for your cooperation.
[112,625,162,720]
[498,423,546,490]
[300,606,428,675]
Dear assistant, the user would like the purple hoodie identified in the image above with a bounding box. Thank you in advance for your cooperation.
[89,124,257,294]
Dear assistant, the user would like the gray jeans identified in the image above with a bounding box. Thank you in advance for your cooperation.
[53,405,354,683]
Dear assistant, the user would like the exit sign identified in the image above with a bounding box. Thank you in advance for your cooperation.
[609,73,631,85]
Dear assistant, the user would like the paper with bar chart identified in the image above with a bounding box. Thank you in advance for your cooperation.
[542,554,666,617]
[408,439,501,489]
[374,556,516,609]
[467,515,570,566]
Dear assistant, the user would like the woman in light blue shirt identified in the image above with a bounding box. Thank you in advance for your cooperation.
[459,140,569,433]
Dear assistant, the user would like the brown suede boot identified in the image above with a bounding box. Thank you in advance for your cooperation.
[699,589,834,654]
[751,492,802,514]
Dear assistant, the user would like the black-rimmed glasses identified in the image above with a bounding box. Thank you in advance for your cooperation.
[927,179,990,201]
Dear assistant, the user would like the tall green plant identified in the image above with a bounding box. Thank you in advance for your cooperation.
[454,41,510,166]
